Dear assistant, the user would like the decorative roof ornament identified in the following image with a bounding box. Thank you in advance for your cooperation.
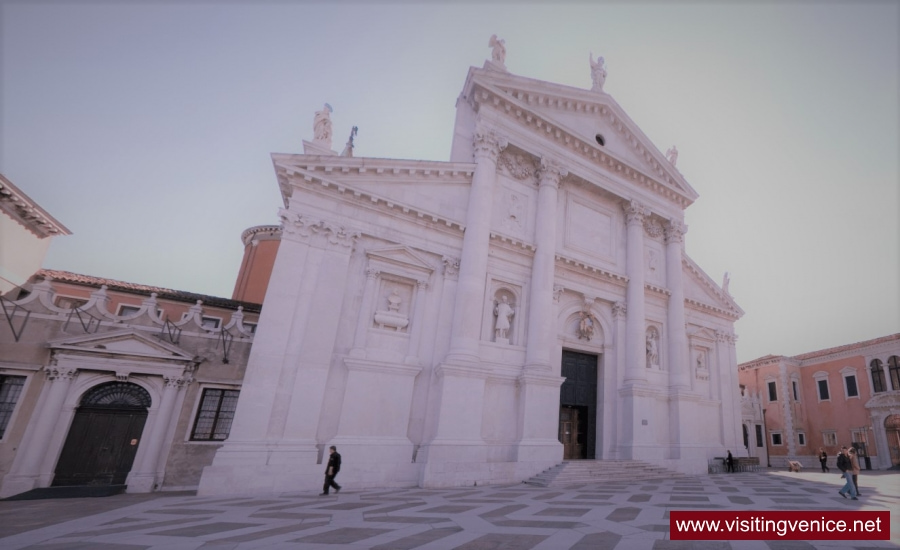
[488,34,507,70]
[340,126,358,157]
[666,146,679,167]
[313,103,333,149]
[589,53,607,92]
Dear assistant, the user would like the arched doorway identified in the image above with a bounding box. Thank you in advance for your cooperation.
[885,414,900,467]
[53,382,151,487]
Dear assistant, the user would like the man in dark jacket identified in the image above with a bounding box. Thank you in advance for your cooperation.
[836,446,857,500]
[321,446,342,496]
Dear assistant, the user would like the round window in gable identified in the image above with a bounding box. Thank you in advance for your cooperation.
[595,134,606,146]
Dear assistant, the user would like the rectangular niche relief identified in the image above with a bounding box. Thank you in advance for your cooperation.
[694,347,710,380]
[373,278,413,332]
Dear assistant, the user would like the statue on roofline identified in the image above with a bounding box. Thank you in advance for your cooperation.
[313,103,333,148]
[590,53,607,92]
[666,146,679,166]
[489,34,507,66]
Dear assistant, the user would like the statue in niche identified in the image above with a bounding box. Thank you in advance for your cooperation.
[313,103,333,147]
[646,329,659,369]
[722,272,731,295]
[489,34,506,66]
[648,249,659,274]
[493,295,515,341]
[666,146,679,167]
[578,311,596,341]
[590,53,607,92]
[696,351,705,370]
[373,289,409,331]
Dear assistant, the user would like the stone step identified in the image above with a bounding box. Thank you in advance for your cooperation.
[525,460,687,487]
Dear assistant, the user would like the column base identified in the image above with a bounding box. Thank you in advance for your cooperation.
[197,440,321,496]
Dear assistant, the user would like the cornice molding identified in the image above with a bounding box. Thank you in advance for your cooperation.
[274,163,468,235]
[0,174,71,238]
[463,74,697,208]
[555,253,629,285]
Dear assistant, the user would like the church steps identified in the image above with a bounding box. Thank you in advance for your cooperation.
[524,460,687,487]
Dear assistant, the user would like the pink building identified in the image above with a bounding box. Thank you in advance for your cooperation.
[739,334,900,470]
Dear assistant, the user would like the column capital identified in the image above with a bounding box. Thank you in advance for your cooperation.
[623,200,647,226]
[473,126,508,161]
[365,267,381,279]
[44,365,78,382]
[164,375,190,389]
[552,285,565,304]
[612,301,627,319]
[665,219,688,244]
[537,156,568,189]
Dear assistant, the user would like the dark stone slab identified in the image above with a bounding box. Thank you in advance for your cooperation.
[363,501,427,514]
[250,511,331,520]
[533,507,589,517]
[21,544,149,550]
[365,515,450,524]
[73,516,211,537]
[727,496,753,504]
[293,526,393,544]
[493,519,586,529]
[214,521,328,543]
[629,494,651,503]
[419,505,480,514]
[770,498,816,504]
[567,531,621,550]
[652,541,731,549]
[672,487,706,492]
[719,487,739,493]
[606,506,641,521]
[764,541,817,550]
[452,533,548,549]
[669,496,710,502]
[370,526,463,550]
[574,494,614,500]
[315,501,380,510]
[145,508,223,515]
[150,522,261,537]
[532,491,564,500]
[220,499,284,507]
[479,504,528,518]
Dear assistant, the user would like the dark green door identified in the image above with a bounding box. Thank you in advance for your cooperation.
[559,350,598,459]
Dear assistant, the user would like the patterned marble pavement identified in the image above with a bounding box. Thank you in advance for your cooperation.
[0,470,896,550]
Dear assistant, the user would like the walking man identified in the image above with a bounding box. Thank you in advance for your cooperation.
[836,446,857,500]
[726,450,735,473]
[321,445,342,496]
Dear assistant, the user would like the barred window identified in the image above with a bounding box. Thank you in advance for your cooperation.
[0,376,26,438]
[871,359,886,393]
[767,381,777,401]
[889,356,900,391]
[190,388,239,441]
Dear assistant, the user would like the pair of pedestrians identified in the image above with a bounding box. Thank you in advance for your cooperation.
[836,446,862,500]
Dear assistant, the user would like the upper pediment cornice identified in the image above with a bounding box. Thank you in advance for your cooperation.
[683,254,744,319]
[462,69,698,208]
[272,154,475,208]
[272,157,468,234]
[0,174,71,238]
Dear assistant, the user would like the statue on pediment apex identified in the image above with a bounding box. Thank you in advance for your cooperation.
[314,103,333,148]
[666,146,679,167]
[489,34,507,67]
[590,53,607,92]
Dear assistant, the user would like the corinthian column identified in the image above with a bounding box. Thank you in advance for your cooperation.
[665,220,689,389]
[445,122,507,366]
[623,200,648,384]
[524,157,567,371]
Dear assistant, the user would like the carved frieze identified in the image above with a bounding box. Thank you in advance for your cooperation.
[278,208,359,250]
[499,152,537,180]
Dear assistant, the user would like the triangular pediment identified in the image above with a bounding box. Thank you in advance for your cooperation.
[49,330,195,362]
[463,67,699,206]
[682,254,744,320]
[366,245,434,273]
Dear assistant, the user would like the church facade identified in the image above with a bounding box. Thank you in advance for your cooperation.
[199,49,745,494]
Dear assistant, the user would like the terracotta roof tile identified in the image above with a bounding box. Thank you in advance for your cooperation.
[36,269,261,313]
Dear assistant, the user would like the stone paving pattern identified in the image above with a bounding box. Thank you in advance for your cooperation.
[0,470,896,549]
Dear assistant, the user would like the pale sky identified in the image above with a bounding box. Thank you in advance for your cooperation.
[2,1,898,363]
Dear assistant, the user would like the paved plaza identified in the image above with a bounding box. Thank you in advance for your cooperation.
[0,470,896,550]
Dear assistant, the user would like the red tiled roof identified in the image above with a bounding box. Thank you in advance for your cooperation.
[36,269,261,313]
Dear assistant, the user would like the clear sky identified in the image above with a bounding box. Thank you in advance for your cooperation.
[3,1,897,363]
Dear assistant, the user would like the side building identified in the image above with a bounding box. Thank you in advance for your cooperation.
[738,333,900,471]
[0,269,259,498]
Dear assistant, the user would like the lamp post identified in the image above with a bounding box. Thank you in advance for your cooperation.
[762,408,771,467]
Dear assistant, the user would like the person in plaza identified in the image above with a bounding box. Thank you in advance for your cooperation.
[320,445,342,496]
[848,447,862,496]
[726,450,735,473]
[836,446,857,500]
[818,447,830,472]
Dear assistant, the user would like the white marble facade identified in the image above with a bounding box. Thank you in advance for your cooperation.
[199,48,744,495]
